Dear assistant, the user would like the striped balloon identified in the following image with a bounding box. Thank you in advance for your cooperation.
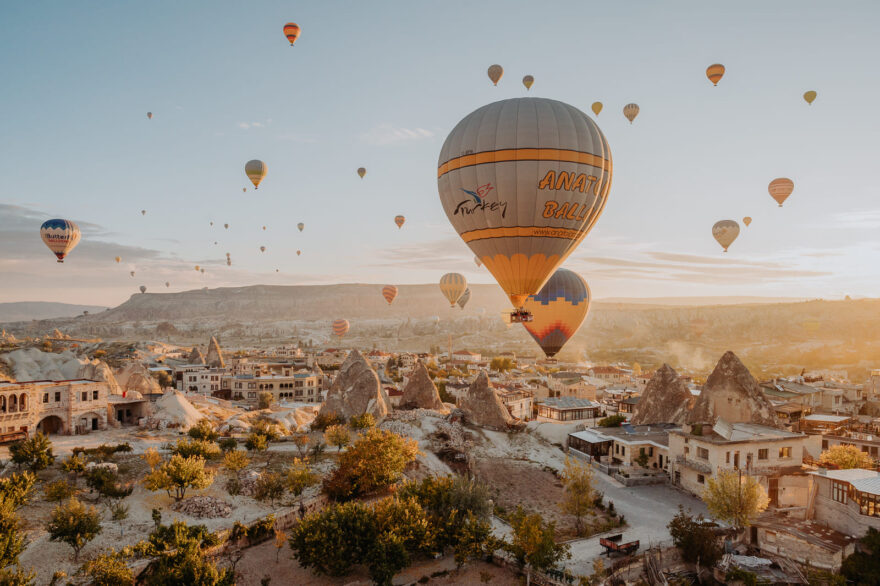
[331,319,350,337]
[439,273,467,307]
[706,63,725,86]
[40,219,81,263]
[394,215,405,229]
[768,178,794,207]
[382,285,398,305]
[245,160,267,189]
[457,288,471,309]
[522,268,591,357]
[283,23,300,46]
[623,103,640,123]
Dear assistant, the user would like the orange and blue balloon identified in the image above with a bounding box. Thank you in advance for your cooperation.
[522,268,591,357]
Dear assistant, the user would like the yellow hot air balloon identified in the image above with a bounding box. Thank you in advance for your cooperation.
[522,75,534,90]
[146,112,152,120]
[487,64,503,86]
[712,220,740,252]
[394,215,405,229]
[743,216,752,227]
[768,178,794,207]
[591,102,603,116]
[245,159,267,189]
[623,103,639,123]
[382,285,398,305]
[42,219,82,263]
[439,273,467,308]
[283,22,300,46]
[114,256,121,263]
[194,265,200,271]
[438,97,611,317]
[706,63,725,86]
[803,90,817,105]
[357,167,366,179]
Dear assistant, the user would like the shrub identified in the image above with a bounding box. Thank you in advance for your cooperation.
[348,413,375,430]
[144,455,214,502]
[78,551,134,585]
[324,425,350,451]
[47,498,103,561]
[110,501,130,521]
[258,392,274,410]
[597,415,626,428]
[85,467,133,503]
[245,433,268,454]
[0,499,26,568]
[311,412,343,431]
[168,438,220,460]
[44,479,77,502]
[10,432,55,472]
[0,473,36,510]
[218,437,238,452]
[667,505,722,566]
[187,420,219,442]
[251,418,281,441]
[223,450,250,473]
[254,472,286,505]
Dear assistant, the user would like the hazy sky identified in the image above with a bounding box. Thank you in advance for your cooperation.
[1,1,879,306]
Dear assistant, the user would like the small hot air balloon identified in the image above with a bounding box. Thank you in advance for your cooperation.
[457,288,471,310]
[357,167,366,179]
[260,246,266,253]
[130,271,135,277]
[275,268,279,272]
[147,112,153,120]
[194,265,200,271]
[487,64,503,86]
[200,268,205,274]
[224,223,229,229]
[623,103,640,123]
[591,102,603,116]
[382,285,398,305]
[115,256,121,263]
[474,255,482,268]
[296,250,301,256]
[522,75,534,90]
[768,178,794,207]
[213,241,218,245]
[165,281,170,287]
[139,285,147,294]
[332,319,350,338]
[522,268,591,357]
[743,216,752,227]
[225,252,230,257]
[40,219,81,263]
[712,220,740,252]
[803,90,817,105]
[245,160,267,189]
[262,226,266,231]
[242,188,247,193]
[394,215,405,229]
[283,22,300,46]
[227,259,232,266]
[209,221,214,226]
[141,210,146,216]
[706,63,725,86]
[439,273,467,307]
[297,222,304,232]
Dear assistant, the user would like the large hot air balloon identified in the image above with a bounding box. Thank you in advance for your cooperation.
[245,160,267,189]
[147,112,153,120]
[332,319,350,338]
[487,64,503,86]
[437,97,611,321]
[768,178,794,207]
[283,22,300,46]
[139,285,147,294]
[439,273,467,307]
[743,216,752,227]
[260,246,266,253]
[706,63,725,86]
[357,167,366,179]
[297,222,304,232]
[591,102,603,116]
[712,220,740,252]
[40,219,81,263]
[623,103,639,123]
[522,268,591,357]
[457,288,471,310]
[394,215,405,229]
[474,255,482,268]
[114,256,121,263]
[382,285,398,305]
[803,90,817,105]
[522,75,534,90]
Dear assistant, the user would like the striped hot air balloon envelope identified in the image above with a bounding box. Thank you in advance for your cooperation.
[394,215,405,228]
[706,63,725,86]
[439,273,467,307]
[487,64,503,85]
[245,160,267,189]
[457,288,471,309]
[382,285,398,305]
[283,23,300,46]
[768,178,794,207]
[623,103,639,123]
[332,319,350,337]
[522,268,591,358]
[40,219,81,263]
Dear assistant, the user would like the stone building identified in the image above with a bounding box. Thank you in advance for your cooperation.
[809,468,880,536]
[225,373,320,404]
[0,379,110,436]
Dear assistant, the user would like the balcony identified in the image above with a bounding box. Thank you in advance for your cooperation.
[675,455,712,474]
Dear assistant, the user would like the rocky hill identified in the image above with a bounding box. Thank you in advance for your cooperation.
[0,302,107,322]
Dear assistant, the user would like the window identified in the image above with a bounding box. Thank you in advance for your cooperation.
[857,491,879,517]
[43,393,49,404]
[697,447,709,460]
[697,474,705,484]
[684,446,690,456]
[55,392,61,402]
[832,481,848,504]
[81,391,88,401]
[92,390,99,400]
[779,447,792,459]
[822,440,829,450]
[758,449,769,460]
[726,451,730,464]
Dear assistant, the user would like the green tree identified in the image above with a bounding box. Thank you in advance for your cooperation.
[506,507,571,586]
[324,424,350,451]
[559,457,595,536]
[597,415,626,428]
[286,458,318,505]
[322,428,419,501]
[146,535,233,586]
[169,438,219,460]
[222,450,250,473]
[257,392,274,410]
[46,498,103,561]
[819,444,875,469]
[490,357,514,372]
[61,454,87,485]
[841,527,880,585]
[218,438,238,453]
[667,505,722,566]
[144,455,214,502]
[0,473,36,510]
[289,501,377,576]
[701,470,769,529]
[245,433,268,455]
[78,551,134,586]
[348,413,375,430]
[0,500,26,569]
[253,472,286,505]
[9,433,55,472]
[187,420,219,443]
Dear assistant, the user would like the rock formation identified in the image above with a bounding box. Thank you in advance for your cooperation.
[399,361,447,412]
[459,370,516,429]
[631,364,693,425]
[318,350,389,421]
[115,362,161,396]
[205,336,225,368]
[77,360,121,394]
[688,351,776,426]
[187,347,205,364]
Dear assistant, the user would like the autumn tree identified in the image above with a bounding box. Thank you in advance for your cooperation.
[245,433,269,455]
[702,470,769,529]
[348,413,375,431]
[819,444,875,470]
[559,457,595,536]
[667,505,722,566]
[506,507,570,586]
[0,500,26,570]
[144,455,214,502]
[9,432,55,472]
[78,551,134,585]
[274,529,287,563]
[324,425,350,451]
[169,438,220,460]
[222,450,250,473]
[187,420,219,442]
[258,392,274,410]
[142,447,162,471]
[322,428,419,501]
[61,453,87,486]
[286,458,318,505]
[46,498,103,561]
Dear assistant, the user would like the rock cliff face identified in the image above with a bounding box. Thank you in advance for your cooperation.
[205,336,225,368]
[631,364,693,425]
[688,351,776,425]
[115,362,161,396]
[77,360,121,394]
[399,361,447,412]
[459,370,515,429]
[318,350,389,421]
[187,347,206,364]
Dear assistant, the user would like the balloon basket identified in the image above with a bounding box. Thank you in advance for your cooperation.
[509,310,533,323]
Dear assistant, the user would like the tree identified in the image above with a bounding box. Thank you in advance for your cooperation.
[188,420,219,443]
[291,434,310,459]
[9,432,55,472]
[0,500,26,570]
[273,529,287,563]
[85,467,133,505]
[819,444,875,470]
[289,501,377,576]
[490,357,514,372]
[348,413,375,430]
[0,473,36,510]
[667,505,722,566]
[146,534,233,586]
[144,455,214,502]
[253,472,286,505]
[61,454,87,485]
[286,458,318,505]
[258,392,274,410]
[322,428,419,501]
[218,438,238,453]
[324,425,350,451]
[222,450,250,473]
[46,498,103,561]
[78,551,134,585]
[841,527,880,585]
[245,433,268,455]
[169,438,219,460]
[559,457,595,536]
[597,415,625,428]
[142,447,162,471]
[506,507,570,586]
[701,470,769,529]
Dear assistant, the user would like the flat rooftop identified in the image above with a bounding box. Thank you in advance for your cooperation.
[672,422,805,444]
[539,397,600,409]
